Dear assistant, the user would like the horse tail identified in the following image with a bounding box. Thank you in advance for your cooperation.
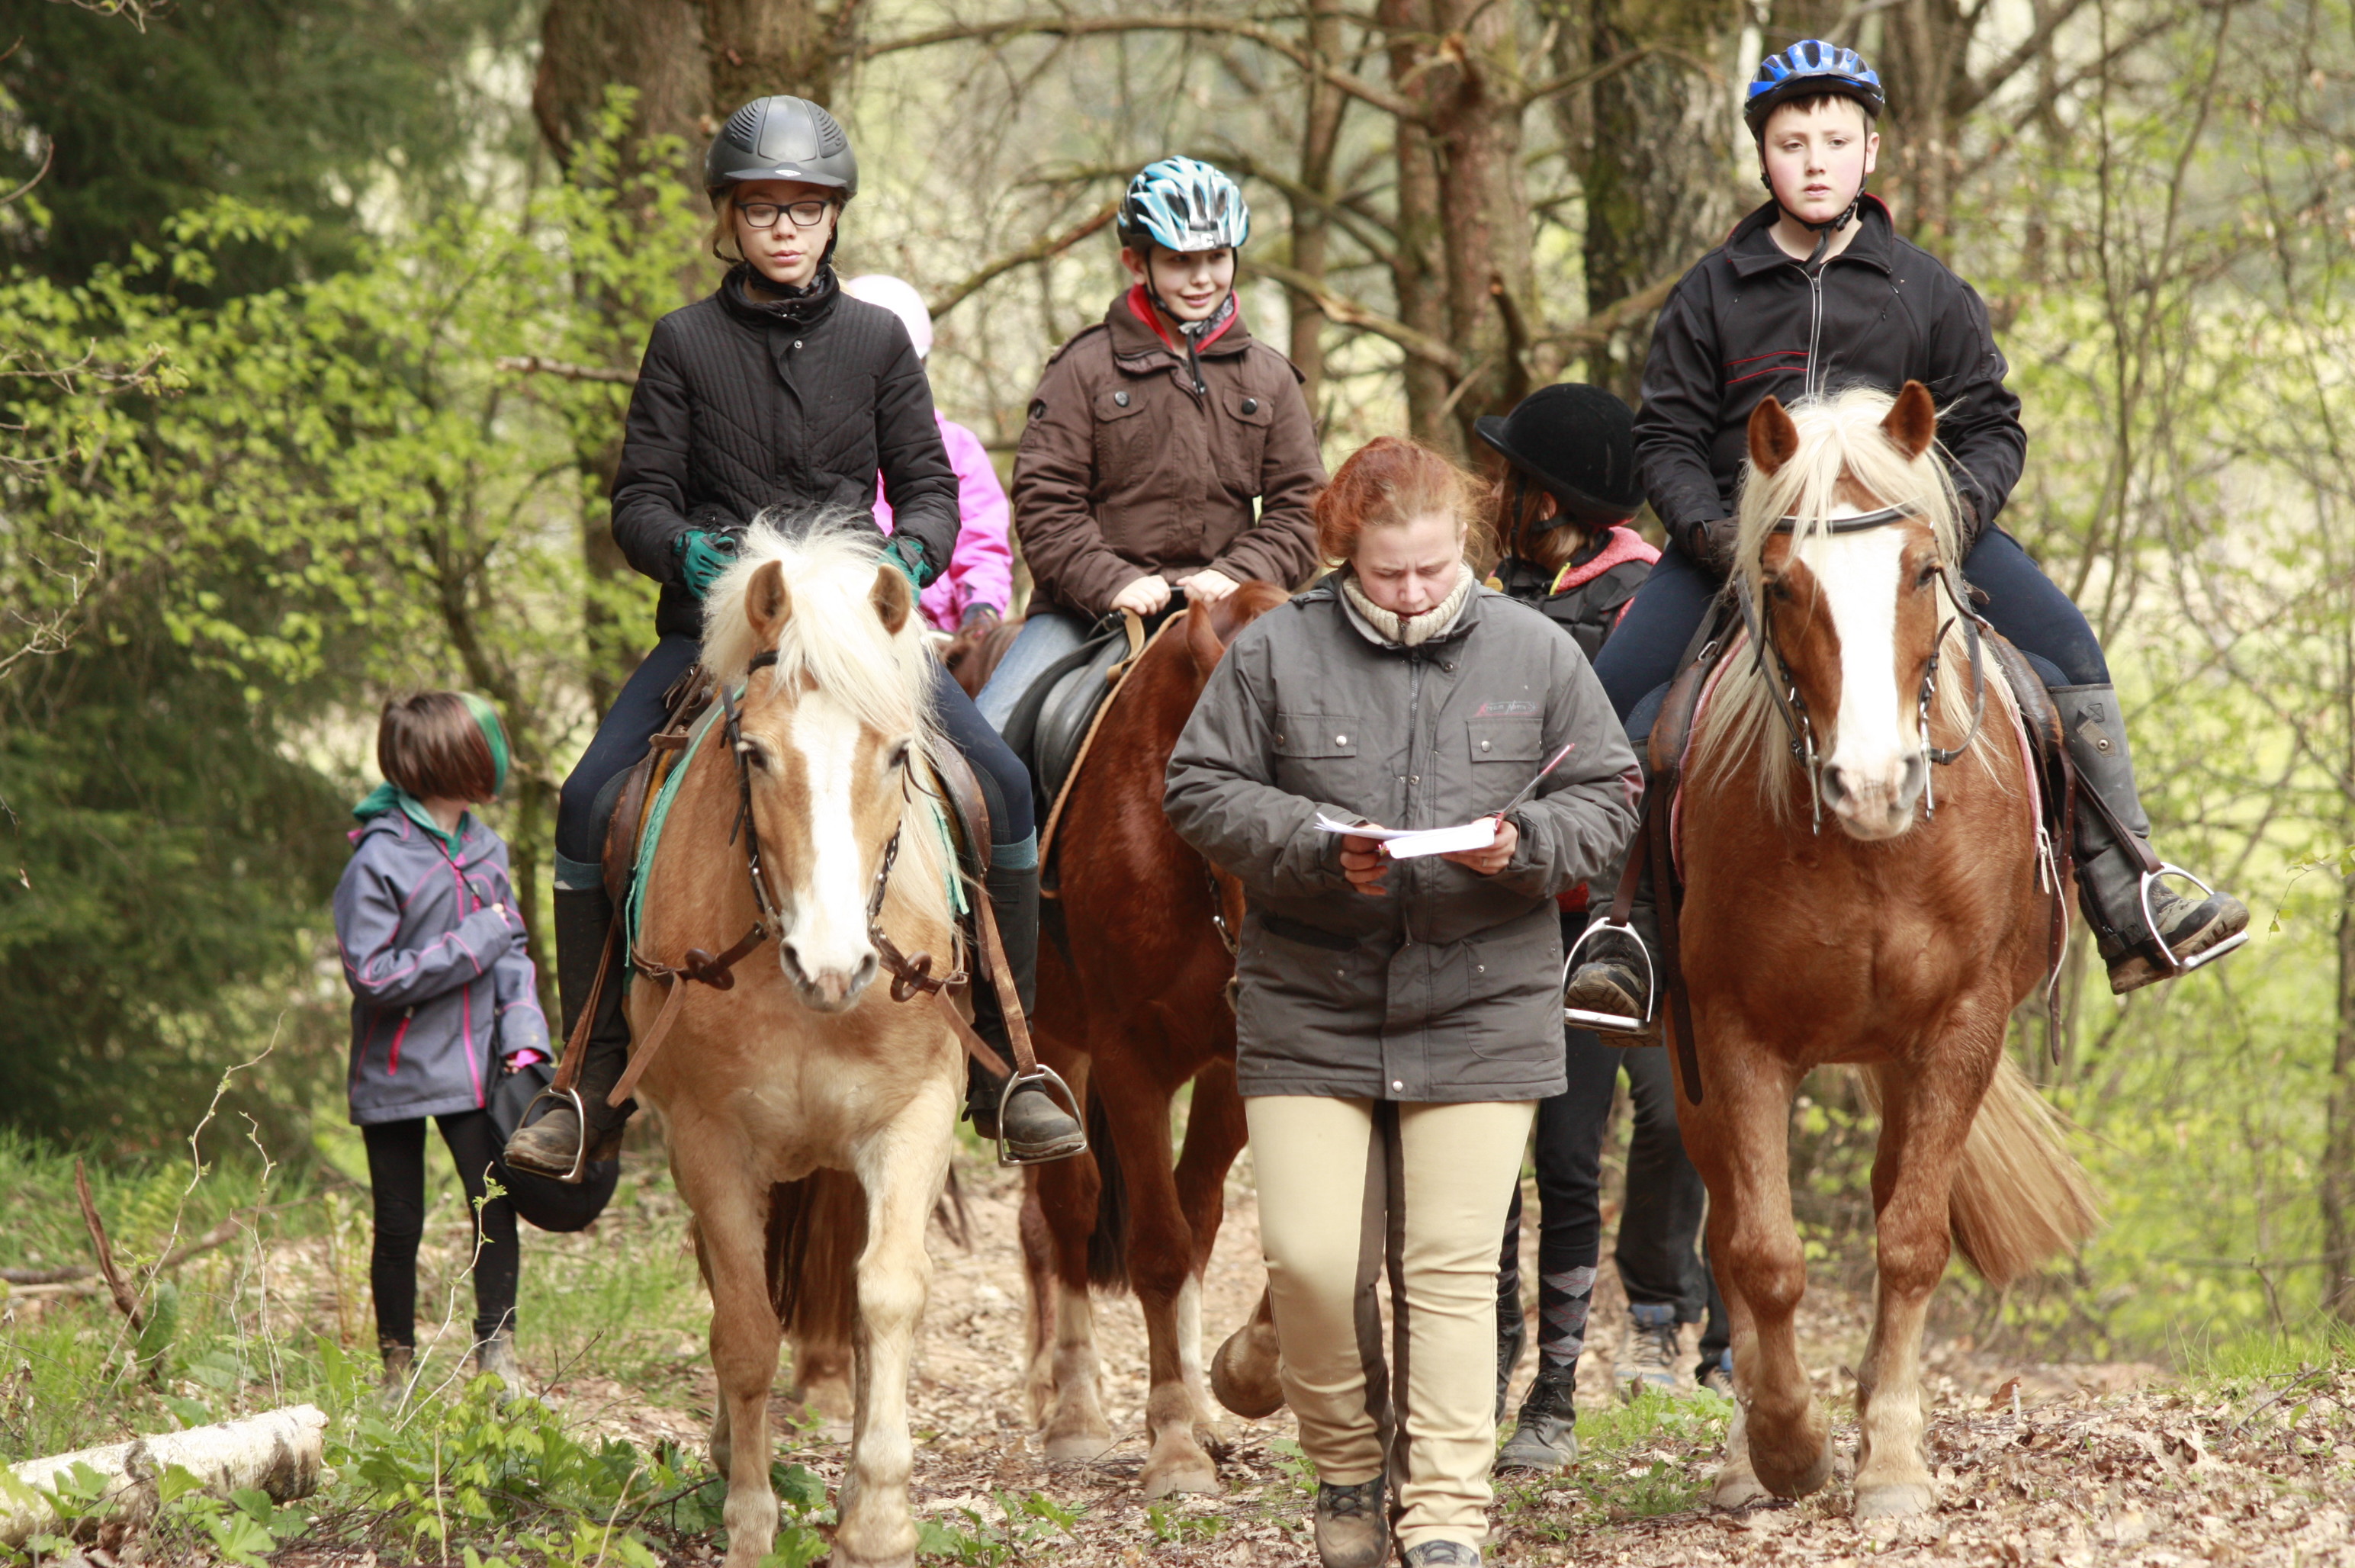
[1860,1055,2100,1288]
[1084,1088,1132,1290]
[765,1168,866,1346]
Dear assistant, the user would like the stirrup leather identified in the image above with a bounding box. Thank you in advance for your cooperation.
[1561,918,1657,1035]
[2138,863,2250,975]
[994,1062,1088,1168]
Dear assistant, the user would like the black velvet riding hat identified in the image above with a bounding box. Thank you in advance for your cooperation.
[1473,383,1645,528]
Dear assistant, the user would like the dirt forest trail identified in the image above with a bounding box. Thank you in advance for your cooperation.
[506,1146,2352,1567]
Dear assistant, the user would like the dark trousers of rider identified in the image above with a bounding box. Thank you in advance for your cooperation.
[1500,1025,1727,1379]
[365,1110,517,1349]
[1591,529,2109,730]
[556,635,1036,874]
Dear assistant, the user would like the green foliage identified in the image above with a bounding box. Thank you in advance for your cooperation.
[914,1489,1084,1563]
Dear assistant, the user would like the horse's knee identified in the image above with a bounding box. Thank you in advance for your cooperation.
[1873,1227,1951,1295]
[1724,1226,1807,1318]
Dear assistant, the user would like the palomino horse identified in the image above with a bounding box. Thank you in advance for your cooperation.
[626,521,962,1568]
[1678,383,2099,1517]
[1020,584,1291,1497]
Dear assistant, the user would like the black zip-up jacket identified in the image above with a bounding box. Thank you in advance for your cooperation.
[611,265,959,638]
[1634,197,2024,567]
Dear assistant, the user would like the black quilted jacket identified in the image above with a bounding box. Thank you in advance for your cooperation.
[611,266,959,638]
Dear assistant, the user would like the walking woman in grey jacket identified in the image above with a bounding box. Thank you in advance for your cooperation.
[1163,438,1640,1568]
[336,692,548,1399]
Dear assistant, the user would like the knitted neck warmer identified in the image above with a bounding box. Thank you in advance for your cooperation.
[725,262,840,328]
[1341,562,1476,647]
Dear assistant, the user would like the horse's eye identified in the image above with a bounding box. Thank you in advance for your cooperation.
[886,740,911,772]
[740,743,769,771]
[1767,576,1795,604]
[1914,563,1940,590]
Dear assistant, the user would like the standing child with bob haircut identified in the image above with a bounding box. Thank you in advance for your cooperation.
[336,691,548,1399]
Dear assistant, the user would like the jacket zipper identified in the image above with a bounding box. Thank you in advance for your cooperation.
[1804,258,1827,402]
[1403,650,1426,946]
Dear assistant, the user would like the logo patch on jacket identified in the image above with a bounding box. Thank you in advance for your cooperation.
[1475,699,1538,717]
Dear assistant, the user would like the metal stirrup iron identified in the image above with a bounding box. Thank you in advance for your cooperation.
[2138,865,2251,976]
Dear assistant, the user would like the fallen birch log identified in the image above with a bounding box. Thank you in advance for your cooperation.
[0,1404,328,1547]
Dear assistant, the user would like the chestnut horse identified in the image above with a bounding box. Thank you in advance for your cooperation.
[628,521,962,1568]
[1679,383,2099,1518]
[1019,583,1291,1498]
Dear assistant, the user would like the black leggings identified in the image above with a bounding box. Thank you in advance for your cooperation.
[365,1111,517,1348]
[556,635,1034,871]
[1500,1027,1727,1375]
[1592,529,2107,734]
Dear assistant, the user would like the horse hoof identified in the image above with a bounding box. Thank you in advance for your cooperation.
[1043,1431,1116,1462]
[1139,1460,1222,1499]
[1853,1481,1938,1519]
[1756,1448,1834,1500]
[1208,1325,1284,1419]
[1711,1469,1772,1510]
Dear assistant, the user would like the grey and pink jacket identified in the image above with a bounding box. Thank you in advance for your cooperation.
[334,797,548,1126]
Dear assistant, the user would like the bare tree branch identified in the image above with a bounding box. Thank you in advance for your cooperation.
[928,200,1120,320]
[0,138,54,210]
[1953,0,2097,118]
[860,12,1430,125]
[495,355,639,384]
[1248,257,1464,372]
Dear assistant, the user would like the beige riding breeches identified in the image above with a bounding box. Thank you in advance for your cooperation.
[1245,1094,1535,1554]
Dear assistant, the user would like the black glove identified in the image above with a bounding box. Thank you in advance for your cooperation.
[1673,517,1740,576]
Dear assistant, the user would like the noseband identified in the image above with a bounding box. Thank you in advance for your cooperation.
[1730,505,1989,831]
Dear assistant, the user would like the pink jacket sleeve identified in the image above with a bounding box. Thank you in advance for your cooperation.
[877,415,1015,632]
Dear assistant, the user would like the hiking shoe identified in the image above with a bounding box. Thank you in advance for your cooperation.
[1312,1477,1386,1568]
[1402,1543,1483,1566]
[1496,1363,1579,1473]
[378,1342,416,1409]
[999,1081,1087,1164]
[1494,1303,1526,1424]
[1698,1348,1734,1397]
[1615,1302,1682,1400]
[2100,879,2250,994]
[472,1331,522,1400]
[1562,940,1656,1047]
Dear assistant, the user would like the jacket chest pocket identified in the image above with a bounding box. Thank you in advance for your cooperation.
[1467,715,1542,769]
[1273,711,1364,800]
[1092,387,1155,480]
[1216,384,1273,493]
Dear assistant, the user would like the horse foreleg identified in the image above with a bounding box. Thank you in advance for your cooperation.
[1683,1044,1829,1502]
[1698,1200,1769,1509]
[1017,1178,1059,1425]
[1172,1059,1249,1438]
[1031,1136,1113,1460]
[835,1086,956,1568]
[685,1171,784,1567]
[1104,1069,1220,1499]
[1853,1046,1991,1519]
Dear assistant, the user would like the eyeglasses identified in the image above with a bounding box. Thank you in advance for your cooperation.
[737,199,834,230]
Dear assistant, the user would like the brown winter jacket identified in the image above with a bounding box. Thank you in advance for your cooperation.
[1011,290,1326,618]
[1164,579,1642,1103]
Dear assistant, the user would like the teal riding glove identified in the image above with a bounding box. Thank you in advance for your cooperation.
[675,529,741,600]
[882,535,931,591]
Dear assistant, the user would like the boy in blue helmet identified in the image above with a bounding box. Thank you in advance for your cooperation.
[1562,40,2246,1030]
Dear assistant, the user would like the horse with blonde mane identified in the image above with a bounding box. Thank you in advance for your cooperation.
[627,519,962,1568]
[1676,383,2098,1517]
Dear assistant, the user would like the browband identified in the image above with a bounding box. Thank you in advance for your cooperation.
[1769,503,1914,535]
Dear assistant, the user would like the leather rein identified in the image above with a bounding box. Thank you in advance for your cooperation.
[1729,503,1990,832]
[581,647,1043,1117]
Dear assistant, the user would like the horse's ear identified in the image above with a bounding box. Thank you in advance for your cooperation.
[1882,380,1938,461]
[869,561,913,635]
[1749,395,1801,475]
[747,560,792,644]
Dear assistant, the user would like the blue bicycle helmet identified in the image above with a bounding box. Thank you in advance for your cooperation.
[1116,156,1251,254]
[1743,40,1885,138]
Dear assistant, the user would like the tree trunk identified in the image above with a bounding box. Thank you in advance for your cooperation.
[1284,0,1348,424]
[1383,0,1452,448]
[2328,767,2355,1322]
[1569,0,1740,402]
[3,1406,327,1548]
[1873,0,1972,250]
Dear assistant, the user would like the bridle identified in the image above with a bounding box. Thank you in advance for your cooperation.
[1729,502,1988,832]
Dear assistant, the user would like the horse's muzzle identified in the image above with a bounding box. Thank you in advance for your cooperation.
[1820,750,1927,840]
[780,941,879,1011]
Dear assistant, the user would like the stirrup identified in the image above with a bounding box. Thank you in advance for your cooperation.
[1561,918,1657,1034]
[2138,863,2251,976]
[994,1062,1090,1168]
[513,1085,591,1183]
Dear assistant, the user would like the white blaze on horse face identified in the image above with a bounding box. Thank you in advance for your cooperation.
[1798,519,1924,839]
[780,696,879,1007]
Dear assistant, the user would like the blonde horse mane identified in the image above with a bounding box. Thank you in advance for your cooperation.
[1696,386,2011,817]
[700,509,957,931]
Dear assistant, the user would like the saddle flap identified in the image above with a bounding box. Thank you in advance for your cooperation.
[927,743,994,887]
[1031,631,1130,812]
[601,667,716,906]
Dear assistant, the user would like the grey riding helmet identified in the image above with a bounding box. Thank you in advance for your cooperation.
[705,95,859,203]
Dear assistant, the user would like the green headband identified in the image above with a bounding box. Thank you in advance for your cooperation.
[459,692,511,798]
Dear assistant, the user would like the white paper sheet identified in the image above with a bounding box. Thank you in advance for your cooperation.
[1314,813,1500,860]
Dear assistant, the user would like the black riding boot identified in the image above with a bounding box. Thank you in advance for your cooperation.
[503,886,635,1181]
[962,860,1085,1163]
[1496,1358,1580,1473]
[1560,818,1662,1047]
[2054,685,2249,994]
